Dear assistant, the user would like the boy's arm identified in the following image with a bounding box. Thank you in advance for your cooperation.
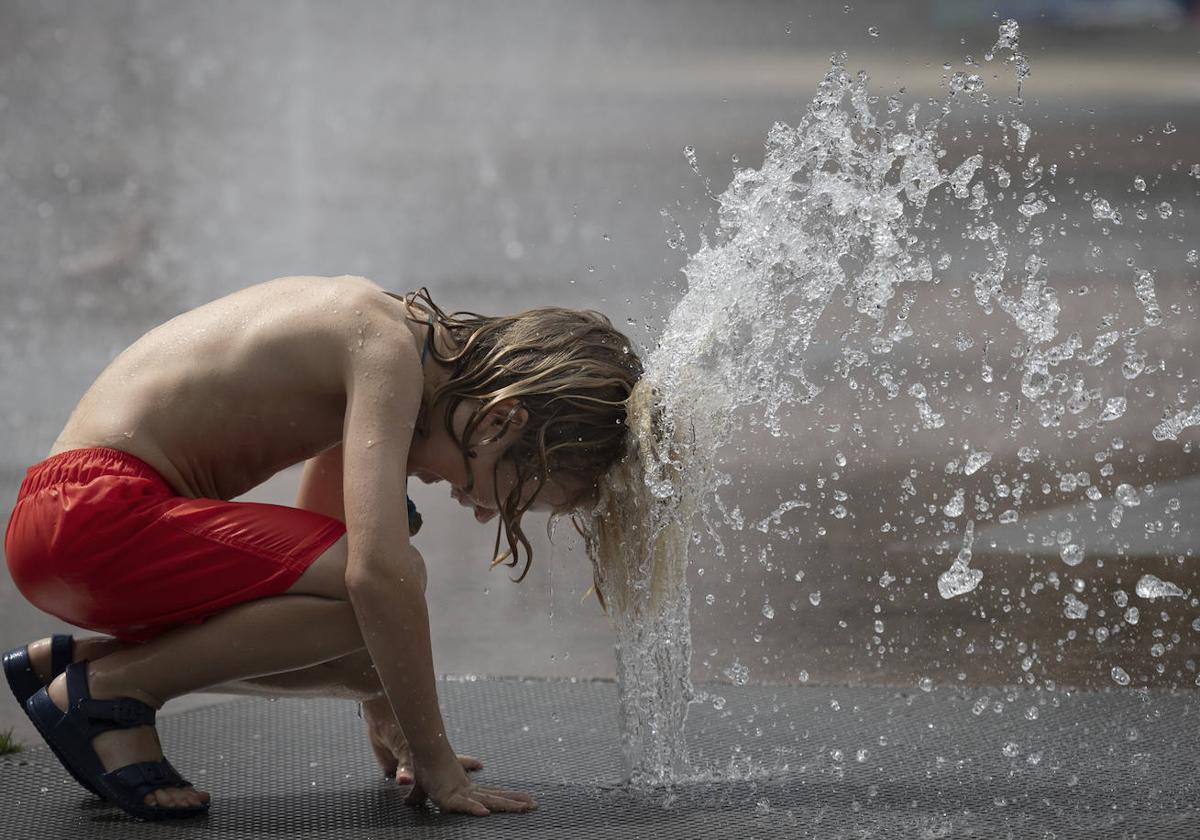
[339,312,533,816]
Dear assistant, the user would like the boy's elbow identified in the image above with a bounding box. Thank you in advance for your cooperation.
[345,546,427,595]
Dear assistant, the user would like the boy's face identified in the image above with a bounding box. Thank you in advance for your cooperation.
[411,398,583,523]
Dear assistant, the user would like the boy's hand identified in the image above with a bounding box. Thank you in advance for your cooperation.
[406,751,538,816]
[361,696,482,785]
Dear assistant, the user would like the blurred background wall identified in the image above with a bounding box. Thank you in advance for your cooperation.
[2,1,1198,743]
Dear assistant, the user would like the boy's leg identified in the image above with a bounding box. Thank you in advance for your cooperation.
[44,535,364,809]
[23,635,135,684]
[210,646,382,700]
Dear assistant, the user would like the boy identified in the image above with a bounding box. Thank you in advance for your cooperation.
[4,274,641,819]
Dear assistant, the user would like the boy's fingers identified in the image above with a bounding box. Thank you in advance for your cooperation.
[475,791,535,812]
[477,786,537,807]
[448,793,489,816]
[458,754,483,772]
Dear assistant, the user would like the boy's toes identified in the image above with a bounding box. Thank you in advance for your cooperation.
[183,786,208,806]
[144,787,192,808]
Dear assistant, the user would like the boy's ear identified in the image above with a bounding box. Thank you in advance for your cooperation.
[477,399,527,446]
[491,399,528,430]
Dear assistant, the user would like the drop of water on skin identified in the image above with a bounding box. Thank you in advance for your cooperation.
[809,591,822,607]
[1111,667,1131,686]
[918,677,934,692]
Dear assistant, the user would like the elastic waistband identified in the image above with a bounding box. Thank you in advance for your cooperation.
[17,447,174,497]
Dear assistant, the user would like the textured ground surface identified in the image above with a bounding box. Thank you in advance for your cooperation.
[2,678,1196,839]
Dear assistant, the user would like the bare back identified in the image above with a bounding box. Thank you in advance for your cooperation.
[49,275,422,501]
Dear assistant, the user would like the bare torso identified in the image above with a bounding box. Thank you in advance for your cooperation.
[48,275,423,500]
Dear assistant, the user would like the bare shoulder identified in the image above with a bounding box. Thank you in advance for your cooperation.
[303,275,424,379]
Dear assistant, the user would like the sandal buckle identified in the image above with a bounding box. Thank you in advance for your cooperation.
[142,763,170,786]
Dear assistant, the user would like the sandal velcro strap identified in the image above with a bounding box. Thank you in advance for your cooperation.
[49,634,73,677]
[105,759,191,798]
[77,696,156,730]
[63,661,156,738]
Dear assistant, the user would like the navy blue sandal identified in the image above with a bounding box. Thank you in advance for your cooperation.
[25,660,209,821]
[3,635,103,797]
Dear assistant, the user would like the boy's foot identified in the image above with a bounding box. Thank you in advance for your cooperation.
[44,667,209,810]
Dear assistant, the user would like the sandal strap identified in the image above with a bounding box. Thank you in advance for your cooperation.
[63,661,157,737]
[49,634,73,677]
[104,759,191,798]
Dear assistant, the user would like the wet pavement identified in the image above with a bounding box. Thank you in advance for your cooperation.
[2,1,1199,750]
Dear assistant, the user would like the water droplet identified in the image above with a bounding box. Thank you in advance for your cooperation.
[1135,574,1185,600]
[1060,544,1084,566]
[1100,397,1127,422]
[809,591,822,606]
[964,451,992,475]
[943,489,965,518]
[1111,666,1131,686]
[724,661,750,686]
[867,25,880,37]
[1063,594,1089,620]
[918,677,933,692]
[1157,201,1173,219]
[1115,483,1140,507]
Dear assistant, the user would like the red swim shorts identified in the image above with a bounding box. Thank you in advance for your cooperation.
[3,447,346,643]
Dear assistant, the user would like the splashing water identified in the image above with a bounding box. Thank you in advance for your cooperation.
[592,19,1193,784]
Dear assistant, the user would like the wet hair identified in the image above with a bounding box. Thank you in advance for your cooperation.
[403,287,643,581]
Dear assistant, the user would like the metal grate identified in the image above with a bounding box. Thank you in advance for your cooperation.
[1,678,1196,838]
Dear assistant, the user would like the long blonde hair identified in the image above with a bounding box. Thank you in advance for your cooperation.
[577,378,699,618]
[403,288,642,580]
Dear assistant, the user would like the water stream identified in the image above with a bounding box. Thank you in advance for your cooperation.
[591,19,1197,784]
